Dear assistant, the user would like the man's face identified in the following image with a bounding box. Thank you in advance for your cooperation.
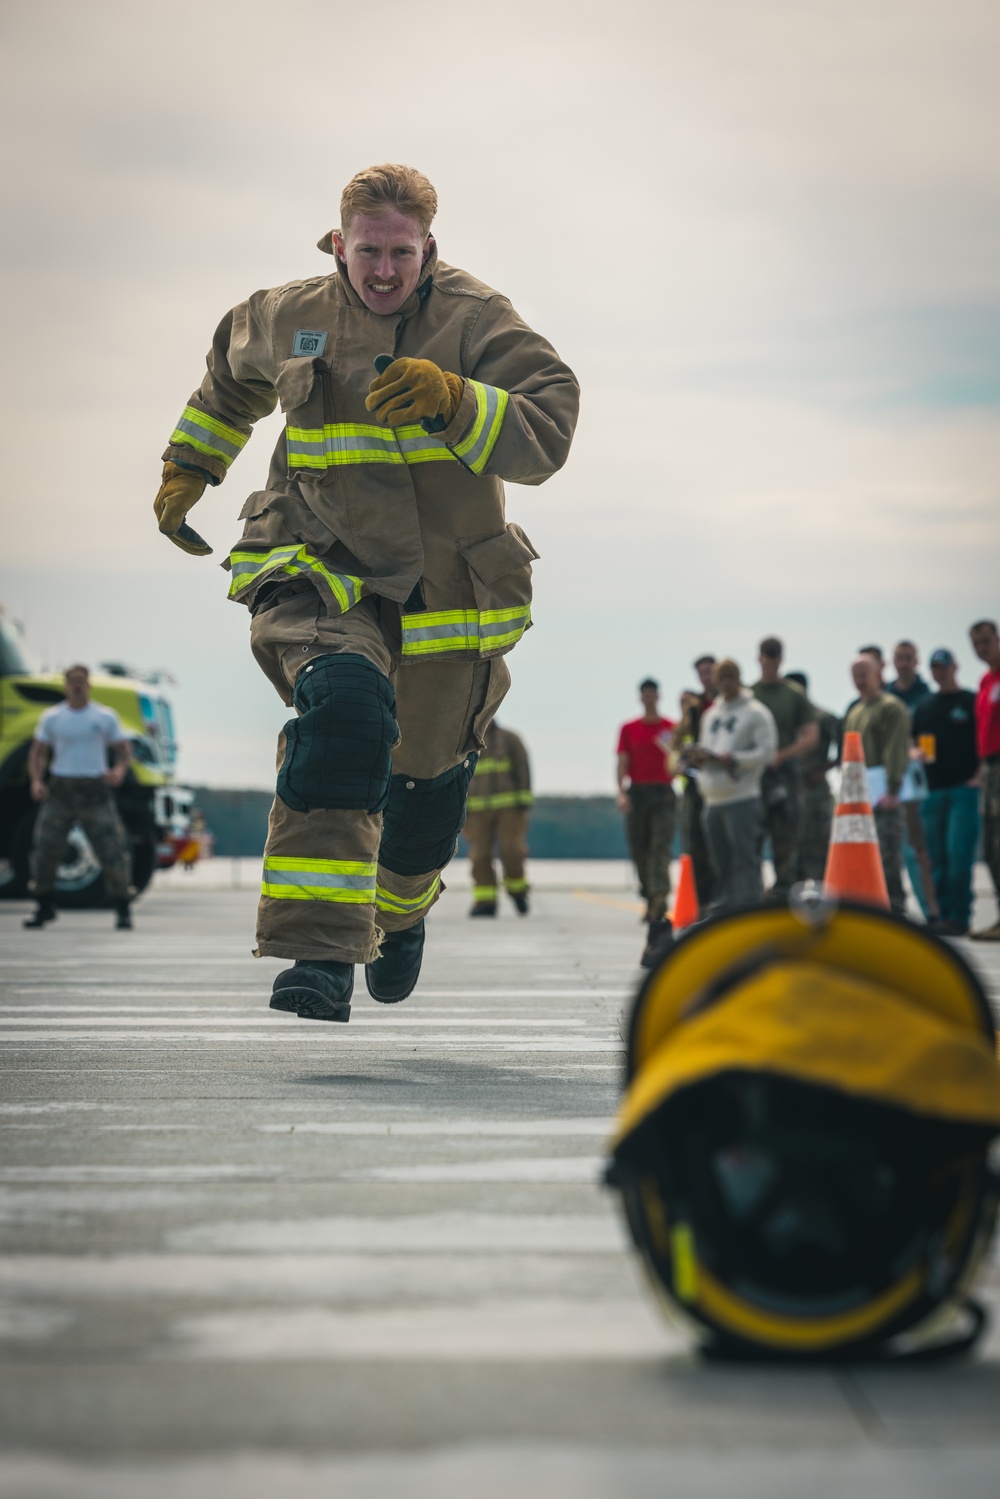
[640,686,659,713]
[64,670,89,705]
[894,643,917,678]
[715,670,740,700]
[695,659,715,692]
[931,661,957,691]
[332,208,432,316]
[851,659,876,695]
[971,624,999,665]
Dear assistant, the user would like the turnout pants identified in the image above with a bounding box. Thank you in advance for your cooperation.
[251,586,510,964]
[626,782,676,920]
[30,776,133,901]
[465,808,529,903]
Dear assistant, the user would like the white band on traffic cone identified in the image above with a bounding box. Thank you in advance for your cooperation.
[831,813,879,844]
[839,763,871,804]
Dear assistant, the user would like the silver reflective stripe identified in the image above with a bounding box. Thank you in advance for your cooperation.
[263,865,376,893]
[830,814,879,844]
[453,381,508,474]
[479,611,530,644]
[403,620,478,644]
[286,431,397,459]
[230,546,299,580]
[175,415,243,459]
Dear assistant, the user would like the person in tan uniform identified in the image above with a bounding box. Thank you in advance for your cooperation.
[153,164,579,1022]
[464,721,533,916]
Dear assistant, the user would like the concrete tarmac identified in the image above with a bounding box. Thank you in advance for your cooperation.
[1,870,999,1498]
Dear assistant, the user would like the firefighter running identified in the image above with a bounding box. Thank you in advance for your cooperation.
[464,721,533,916]
[154,164,579,1021]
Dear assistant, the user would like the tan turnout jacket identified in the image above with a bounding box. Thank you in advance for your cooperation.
[467,722,532,813]
[164,244,579,663]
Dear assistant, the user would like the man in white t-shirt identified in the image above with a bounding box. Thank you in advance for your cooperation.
[24,664,135,930]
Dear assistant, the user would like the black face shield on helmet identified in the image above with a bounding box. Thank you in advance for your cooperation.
[607,897,1000,1362]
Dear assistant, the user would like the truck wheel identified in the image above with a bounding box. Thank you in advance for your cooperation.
[8,809,156,908]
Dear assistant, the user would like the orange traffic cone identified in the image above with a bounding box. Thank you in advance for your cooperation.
[822,731,890,908]
[670,852,701,930]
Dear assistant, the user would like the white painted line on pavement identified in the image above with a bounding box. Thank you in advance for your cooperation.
[342,1156,604,1184]
[159,1297,680,1362]
[0,1250,631,1299]
[168,1212,627,1254]
[253,1119,612,1136]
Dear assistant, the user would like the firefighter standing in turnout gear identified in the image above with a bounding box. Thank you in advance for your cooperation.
[464,721,533,916]
[153,165,579,1021]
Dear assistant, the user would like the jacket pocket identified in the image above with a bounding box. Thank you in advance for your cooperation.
[226,488,362,616]
[275,359,322,414]
[458,524,539,659]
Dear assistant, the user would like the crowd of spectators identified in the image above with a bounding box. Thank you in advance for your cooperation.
[615,619,1000,957]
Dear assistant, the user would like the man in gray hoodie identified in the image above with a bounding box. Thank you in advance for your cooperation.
[687,659,778,912]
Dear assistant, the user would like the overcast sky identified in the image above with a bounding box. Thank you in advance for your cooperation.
[1,0,998,792]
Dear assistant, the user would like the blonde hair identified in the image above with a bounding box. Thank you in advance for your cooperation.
[340,163,438,238]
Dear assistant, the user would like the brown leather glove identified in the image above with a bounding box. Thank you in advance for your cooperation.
[153,461,213,556]
[365,358,464,428]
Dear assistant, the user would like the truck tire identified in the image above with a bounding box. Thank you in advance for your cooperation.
[8,808,156,909]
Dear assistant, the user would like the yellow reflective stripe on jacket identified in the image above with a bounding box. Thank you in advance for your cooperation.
[452,381,508,475]
[262,856,377,904]
[473,757,512,777]
[228,544,365,612]
[170,405,248,467]
[375,876,440,916]
[466,790,533,812]
[285,421,457,470]
[400,605,530,658]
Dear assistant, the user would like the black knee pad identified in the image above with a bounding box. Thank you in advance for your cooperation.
[379,755,479,876]
[277,654,397,814]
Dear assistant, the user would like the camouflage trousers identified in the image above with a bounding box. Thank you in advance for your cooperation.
[874,804,906,917]
[30,777,133,902]
[626,783,676,920]
[760,766,800,898]
[795,782,833,883]
[984,759,1000,902]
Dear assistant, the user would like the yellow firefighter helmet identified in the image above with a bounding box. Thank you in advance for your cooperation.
[608,895,1000,1361]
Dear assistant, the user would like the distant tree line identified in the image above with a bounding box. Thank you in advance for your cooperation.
[189,788,630,860]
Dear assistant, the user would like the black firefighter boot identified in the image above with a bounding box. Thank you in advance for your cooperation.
[23,895,57,930]
[115,901,133,931]
[366,919,425,1004]
[270,960,354,1023]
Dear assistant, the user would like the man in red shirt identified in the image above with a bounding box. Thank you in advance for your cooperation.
[970,618,1000,940]
[617,679,676,961]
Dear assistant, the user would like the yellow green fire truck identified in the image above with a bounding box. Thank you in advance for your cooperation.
[0,609,195,906]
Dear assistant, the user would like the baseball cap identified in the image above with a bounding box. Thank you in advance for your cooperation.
[929,648,955,667]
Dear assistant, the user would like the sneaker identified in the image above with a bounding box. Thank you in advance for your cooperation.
[366,920,425,1003]
[970,920,1000,942]
[469,902,497,917]
[23,898,57,930]
[270,960,354,1022]
[640,917,674,970]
